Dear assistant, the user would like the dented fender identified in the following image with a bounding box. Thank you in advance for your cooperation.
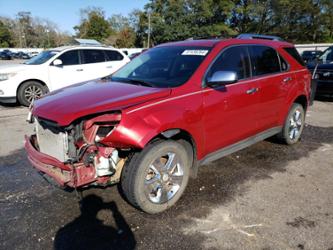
[101,89,206,159]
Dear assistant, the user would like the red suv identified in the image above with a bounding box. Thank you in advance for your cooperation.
[25,34,312,214]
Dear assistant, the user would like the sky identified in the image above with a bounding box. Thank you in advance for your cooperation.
[0,0,148,34]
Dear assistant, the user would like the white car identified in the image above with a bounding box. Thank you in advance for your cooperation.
[0,46,130,106]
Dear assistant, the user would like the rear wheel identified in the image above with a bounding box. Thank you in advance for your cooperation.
[17,81,48,106]
[278,103,305,144]
[121,140,191,214]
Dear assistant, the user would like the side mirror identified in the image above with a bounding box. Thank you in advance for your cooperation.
[53,59,63,66]
[206,71,238,87]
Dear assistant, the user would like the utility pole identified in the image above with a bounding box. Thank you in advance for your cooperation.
[147,12,151,48]
[46,29,50,48]
[17,11,30,48]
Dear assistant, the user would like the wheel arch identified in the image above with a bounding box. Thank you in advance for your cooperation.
[279,93,309,125]
[146,128,199,178]
[293,94,308,112]
[17,79,49,96]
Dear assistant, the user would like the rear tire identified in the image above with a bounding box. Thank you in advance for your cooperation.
[17,81,48,106]
[277,103,305,145]
[121,140,191,214]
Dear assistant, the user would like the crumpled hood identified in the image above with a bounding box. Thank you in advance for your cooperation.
[33,79,171,126]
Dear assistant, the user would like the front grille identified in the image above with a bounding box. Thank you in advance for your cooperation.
[35,120,69,162]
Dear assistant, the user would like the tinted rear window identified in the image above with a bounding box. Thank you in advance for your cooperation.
[82,50,106,64]
[284,47,305,66]
[250,46,281,76]
[105,50,124,61]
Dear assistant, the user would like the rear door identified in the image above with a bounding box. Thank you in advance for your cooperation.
[248,45,291,130]
[202,45,261,154]
[48,49,85,90]
[80,49,109,80]
[104,49,130,74]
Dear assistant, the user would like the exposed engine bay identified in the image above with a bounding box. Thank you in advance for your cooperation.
[29,112,129,188]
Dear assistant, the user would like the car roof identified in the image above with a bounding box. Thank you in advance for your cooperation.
[157,38,294,49]
[52,45,118,51]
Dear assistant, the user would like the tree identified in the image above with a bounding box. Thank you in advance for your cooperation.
[134,0,236,47]
[115,27,136,47]
[0,20,13,47]
[103,14,137,48]
[74,7,112,42]
[0,13,71,48]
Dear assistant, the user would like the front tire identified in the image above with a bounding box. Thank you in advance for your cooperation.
[278,103,305,145]
[17,81,48,106]
[121,140,191,214]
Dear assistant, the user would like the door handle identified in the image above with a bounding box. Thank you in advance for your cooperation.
[246,88,259,94]
[106,66,113,69]
[282,77,292,83]
[76,69,83,72]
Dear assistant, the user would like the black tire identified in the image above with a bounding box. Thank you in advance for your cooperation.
[121,140,191,214]
[17,81,48,106]
[277,103,305,145]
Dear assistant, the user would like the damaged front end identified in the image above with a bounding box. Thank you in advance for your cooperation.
[25,112,128,188]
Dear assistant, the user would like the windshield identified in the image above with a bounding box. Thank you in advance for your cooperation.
[319,47,333,63]
[111,46,211,88]
[24,50,59,65]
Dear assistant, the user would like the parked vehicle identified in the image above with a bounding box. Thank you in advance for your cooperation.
[129,49,148,60]
[0,46,130,106]
[13,51,31,59]
[25,34,312,214]
[128,52,141,60]
[301,50,322,63]
[307,46,333,96]
[28,51,40,58]
[0,51,12,60]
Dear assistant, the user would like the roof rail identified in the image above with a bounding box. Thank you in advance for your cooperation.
[237,33,284,41]
[185,36,223,41]
[78,44,114,48]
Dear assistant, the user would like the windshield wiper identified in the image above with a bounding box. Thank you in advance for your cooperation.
[126,78,155,87]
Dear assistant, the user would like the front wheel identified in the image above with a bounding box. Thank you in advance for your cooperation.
[121,140,191,214]
[17,81,48,106]
[278,103,305,145]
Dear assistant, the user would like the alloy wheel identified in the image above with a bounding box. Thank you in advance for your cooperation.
[144,152,184,204]
[24,85,43,103]
[288,109,303,140]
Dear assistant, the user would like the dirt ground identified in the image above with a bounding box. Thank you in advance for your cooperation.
[0,98,332,250]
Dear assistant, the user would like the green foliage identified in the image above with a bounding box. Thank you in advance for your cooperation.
[1,1,333,48]
[134,0,333,46]
[0,13,70,48]
[134,0,236,46]
[74,7,112,42]
[0,20,12,47]
[229,0,333,43]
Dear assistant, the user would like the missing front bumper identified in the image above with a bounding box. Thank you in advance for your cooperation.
[24,135,96,187]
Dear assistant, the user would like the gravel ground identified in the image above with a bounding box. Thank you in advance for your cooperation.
[0,99,332,250]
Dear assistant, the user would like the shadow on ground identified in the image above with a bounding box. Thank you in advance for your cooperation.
[0,124,332,250]
[0,102,20,108]
[54,195,136,250]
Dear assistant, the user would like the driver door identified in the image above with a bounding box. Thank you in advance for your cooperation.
[202,45,261,154]
[48,50,86,91]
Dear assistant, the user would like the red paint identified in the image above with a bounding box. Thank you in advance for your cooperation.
[27,38,311,187]
[32,80,171,126]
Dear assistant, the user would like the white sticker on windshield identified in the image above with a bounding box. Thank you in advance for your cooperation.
[181,50,209,56]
